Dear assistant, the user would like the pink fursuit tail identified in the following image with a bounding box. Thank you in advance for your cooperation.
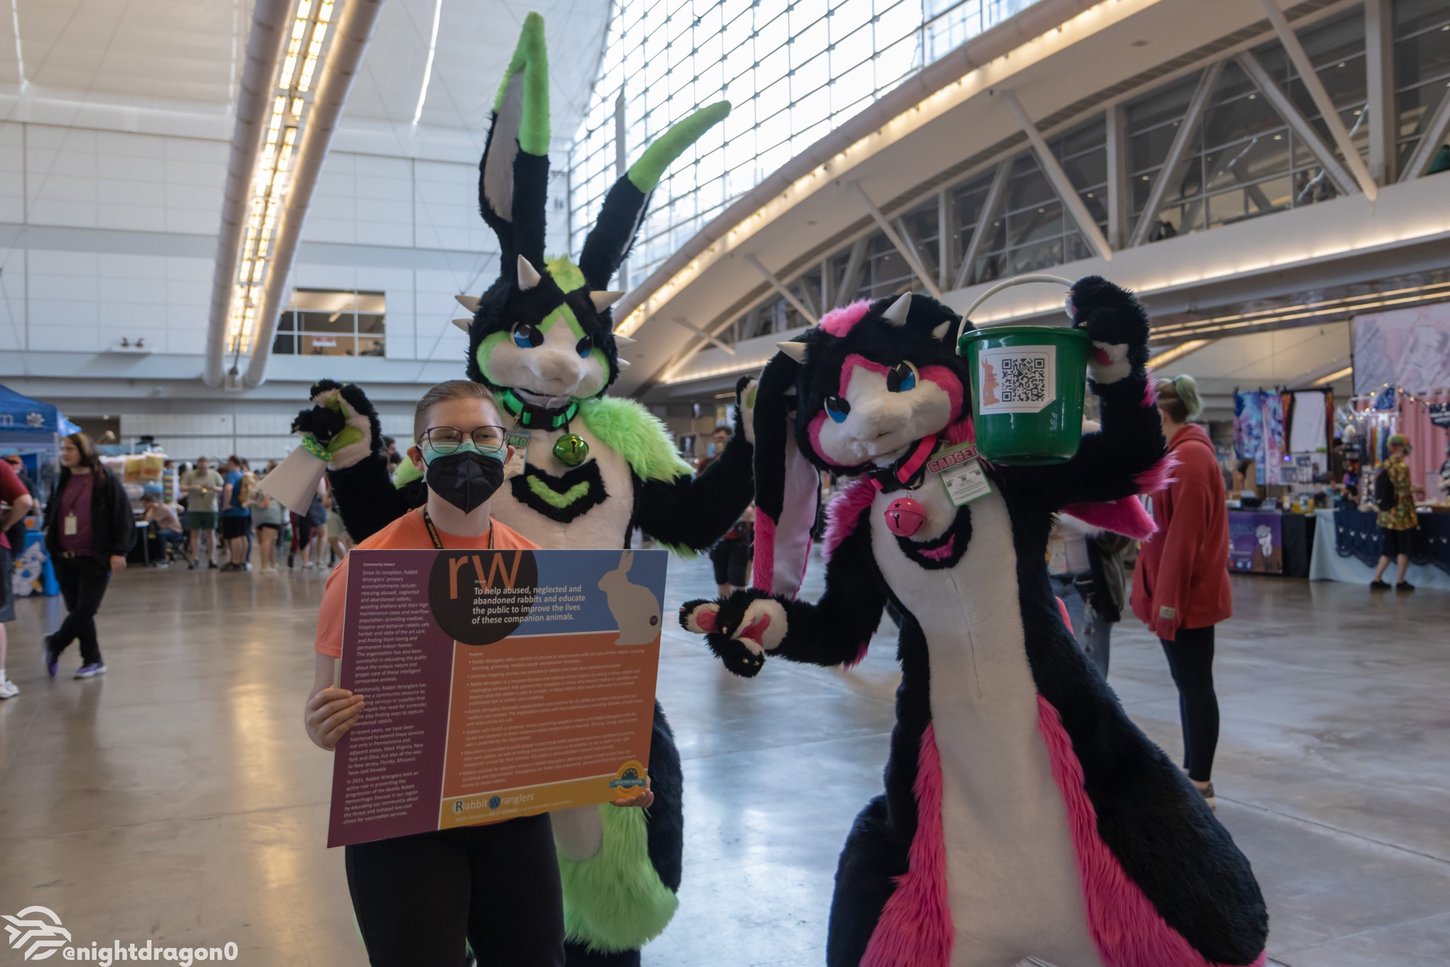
[1035,696,1267,967]
[862,725,953,967]
[1062,497,1157,541]
[1134,452,1179,496]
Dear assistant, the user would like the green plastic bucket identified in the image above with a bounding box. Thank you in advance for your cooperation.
[955,275,1088,465]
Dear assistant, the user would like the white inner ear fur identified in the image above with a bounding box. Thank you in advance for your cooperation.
[484,317,610,403]
[815,365,953,467]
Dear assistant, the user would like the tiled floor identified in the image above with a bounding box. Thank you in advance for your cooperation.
[0,554,1445,965]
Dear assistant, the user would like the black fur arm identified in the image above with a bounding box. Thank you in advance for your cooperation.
[325,455,416,544]
[634,434,754,552]
[679,514,886,677]
[996,276,1166,509]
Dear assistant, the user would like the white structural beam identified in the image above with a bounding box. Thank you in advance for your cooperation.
[999,89,1113,261]
[848,183,943,298]
[954,161,1011,290]
[1236,51,1358,198]
[936,189,952,292]
[744,254,820,325]
[671,317,736,355]
[1257,0,1378,200]
[243,0,388,387]
[1364,0,1396,184]
[1399,83,1450,181]
[838,237,869,303]
[1128,61,1224,248]
[203,0,292,387]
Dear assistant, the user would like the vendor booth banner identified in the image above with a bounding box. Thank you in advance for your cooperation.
[1229,511,1283,574]
[1352,303,1450,395]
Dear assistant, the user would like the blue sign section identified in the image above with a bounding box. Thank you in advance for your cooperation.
[513,548,668,639]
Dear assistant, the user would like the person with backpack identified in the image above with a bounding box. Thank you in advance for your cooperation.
[1371,433,1422,591]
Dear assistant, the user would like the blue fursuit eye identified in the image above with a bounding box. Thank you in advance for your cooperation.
[887,361,918,393]
[825,396,851,424]
[576,336,594,358]
[512,322,543,349]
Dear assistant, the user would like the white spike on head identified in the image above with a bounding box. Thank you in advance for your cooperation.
[612,334,636,348]
[617,358,631,370]
[455,294,480,313]
[452,318,470,332]
[777,341,807,363]
[517,255,543,291]
[590,291,625,312]
[881,292,912,327]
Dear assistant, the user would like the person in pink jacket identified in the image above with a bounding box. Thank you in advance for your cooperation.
[1131,374,1232,809]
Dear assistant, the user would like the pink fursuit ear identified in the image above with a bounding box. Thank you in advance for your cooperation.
[1062,497,1157,541]
[819,300,873,338]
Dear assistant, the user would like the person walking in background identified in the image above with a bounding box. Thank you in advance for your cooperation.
[1371,433,1422,591]
[181,456,223,569]
[1048,512,1129,676]
[43,433,133,680]
[1131,375,1231,809]
[0,455,36,698]
[323,487,352,568]
[219,455,252,572]
[250,460,285,573]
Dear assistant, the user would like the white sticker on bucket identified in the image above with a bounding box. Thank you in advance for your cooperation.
[977,345,1056,415]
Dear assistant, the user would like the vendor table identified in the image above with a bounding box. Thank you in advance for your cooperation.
[1308,508,1450,589]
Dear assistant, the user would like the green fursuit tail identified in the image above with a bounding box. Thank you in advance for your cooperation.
[558,805,679,953]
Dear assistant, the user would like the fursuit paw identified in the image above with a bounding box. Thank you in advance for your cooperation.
[292,380,382,469]
[680,591,787,678]
[1069,275,1150,386]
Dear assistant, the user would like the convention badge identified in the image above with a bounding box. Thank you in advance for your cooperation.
[927,443,992,507]
[504,427,531,478]
[64,513,78,536]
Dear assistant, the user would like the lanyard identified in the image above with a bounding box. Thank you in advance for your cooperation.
[62,475,91,517]
[421,507,493,551]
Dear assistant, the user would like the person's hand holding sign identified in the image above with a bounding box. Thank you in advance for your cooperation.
[611,778,654,810]
[305,685,365,750]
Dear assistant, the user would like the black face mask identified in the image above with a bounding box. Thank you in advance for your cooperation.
[425,451,505,514]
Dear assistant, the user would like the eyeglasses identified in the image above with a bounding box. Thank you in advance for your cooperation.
[419,425,508,455]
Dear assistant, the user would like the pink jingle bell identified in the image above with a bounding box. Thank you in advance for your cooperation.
[884,497,927,537]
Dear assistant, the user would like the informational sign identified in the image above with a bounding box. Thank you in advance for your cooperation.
[327,548,667,848]
[1227,511,1283,574]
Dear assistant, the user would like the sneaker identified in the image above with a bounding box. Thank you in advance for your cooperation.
[74,663,107,679]
[43,635,59,678]
[0,679,18,699]
[208,560,218,569]
[1369,579,1391,590]
[188,560,197,570]
[1195,781,1216,812]
[1396,581,1415,592]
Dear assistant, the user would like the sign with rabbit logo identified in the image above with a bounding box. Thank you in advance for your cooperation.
[330,548,668,847]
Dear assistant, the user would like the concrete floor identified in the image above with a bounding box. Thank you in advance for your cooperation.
[1,554,1447,966]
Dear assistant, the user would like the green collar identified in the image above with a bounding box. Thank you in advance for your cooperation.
[499,388,579,430]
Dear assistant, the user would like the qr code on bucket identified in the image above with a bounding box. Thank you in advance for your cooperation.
[997,357,1047,403]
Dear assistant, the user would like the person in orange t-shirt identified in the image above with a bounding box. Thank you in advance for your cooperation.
[303,379,647,967]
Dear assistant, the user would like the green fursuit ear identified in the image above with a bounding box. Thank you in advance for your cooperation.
[492,12,550,157]
[577,102,731,290]
[627,101,731,192]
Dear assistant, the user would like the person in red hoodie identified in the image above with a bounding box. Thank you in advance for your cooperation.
[1131,374,1231,809]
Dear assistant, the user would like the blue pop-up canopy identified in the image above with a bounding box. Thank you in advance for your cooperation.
[0,382,80,442]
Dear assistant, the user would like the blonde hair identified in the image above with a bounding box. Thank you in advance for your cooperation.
[413,380,507,442]
[1154,374,1202,423]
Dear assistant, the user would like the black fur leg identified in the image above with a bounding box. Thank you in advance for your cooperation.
[564,941,641,967]
[826,796,907,967]
[644,703,684,893]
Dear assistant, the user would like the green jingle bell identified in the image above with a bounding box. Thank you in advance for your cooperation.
[553,433,589,467]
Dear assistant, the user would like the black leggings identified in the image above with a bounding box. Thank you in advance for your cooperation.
[53,556,111,665]
[1159,625,1219,783]
[344,814,564,967]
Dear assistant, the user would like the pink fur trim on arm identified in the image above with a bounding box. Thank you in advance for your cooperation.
[1134,453,1179,496]
[823,478,879,561]
[752,512,777,592]
[1062,497,1157,541]
[1035,696,1267,967]
[862,724,954,967]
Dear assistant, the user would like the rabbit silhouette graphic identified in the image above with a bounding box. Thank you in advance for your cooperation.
[598,551,662,646]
